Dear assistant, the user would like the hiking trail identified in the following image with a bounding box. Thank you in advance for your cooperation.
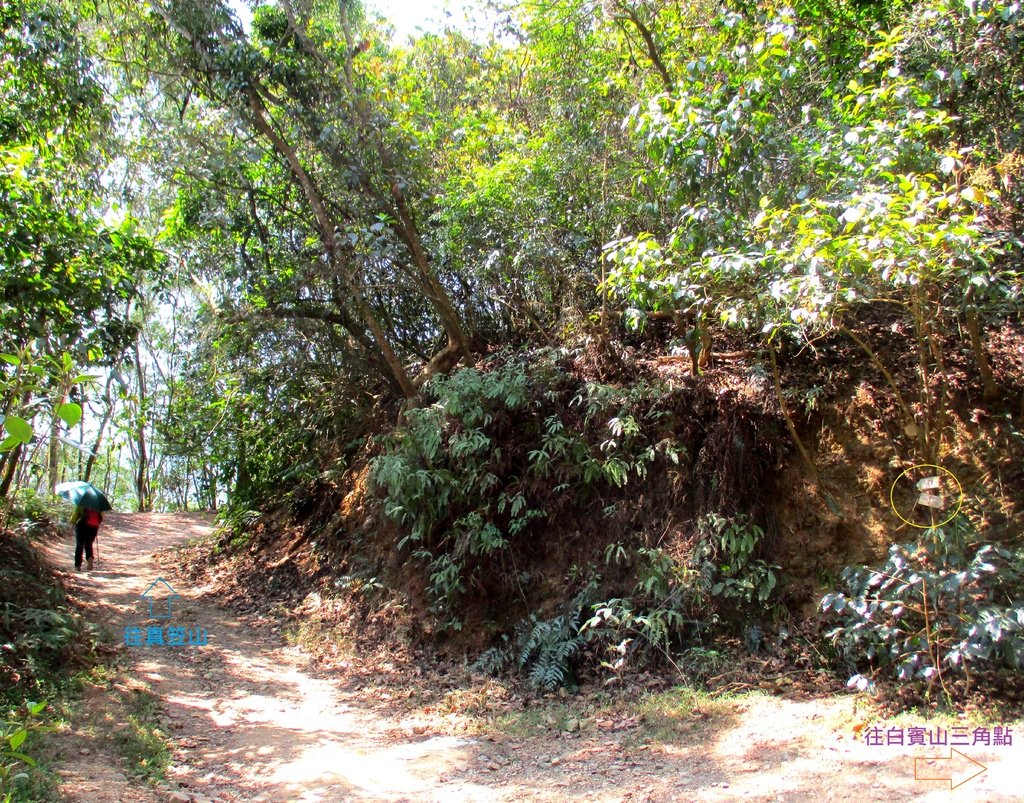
[43,513,1021,802]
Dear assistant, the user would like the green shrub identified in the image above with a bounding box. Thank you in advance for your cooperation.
[371,360,543,618]
[584,547,700,666]
[371,353,680,627]
[821,521,1024,694]
[1,535,96,705]
[694,513,779,608]
[483,513,780,686]
[584,515,778,672]
[10,491,64,530]
[1,700,49,803]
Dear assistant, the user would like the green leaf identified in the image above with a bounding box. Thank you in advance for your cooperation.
[0,434,21,452]
[0,353,20,366]
[8,751,36,766]
[9,729,27,750]
[3,415,33,443]
[56,402,82,428]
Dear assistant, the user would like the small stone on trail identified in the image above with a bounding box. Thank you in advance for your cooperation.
[166,793,190,803]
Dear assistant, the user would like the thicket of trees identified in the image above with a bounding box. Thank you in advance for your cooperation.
[2,0,1021,513]
[3,0,1024,697]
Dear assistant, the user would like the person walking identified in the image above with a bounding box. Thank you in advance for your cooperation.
[71,504,103,571]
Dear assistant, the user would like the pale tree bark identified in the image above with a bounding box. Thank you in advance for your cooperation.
[83,373,115,483]
[132,340,152,512]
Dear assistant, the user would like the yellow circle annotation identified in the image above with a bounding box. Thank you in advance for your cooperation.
[889,464,963,529]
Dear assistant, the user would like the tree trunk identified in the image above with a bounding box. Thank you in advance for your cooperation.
[965,306,999,402]
[47,399,65,493]
[158,0,460,398]
[84,374,115,483]
[133,341,152,512]
[102,444,113,495]
[388,182,472,362]
[235,438,250,500]
[206,463,218,512]
[245,87,417,399]
[0,443,22,498]
[283,6,473,367]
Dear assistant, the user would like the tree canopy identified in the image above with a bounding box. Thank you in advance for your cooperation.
[1,0,1021,512]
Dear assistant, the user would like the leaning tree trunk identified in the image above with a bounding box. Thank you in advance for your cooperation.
[0,443,22,499]
[84,374,114,483]
[245,87,417,399]
[133,341,152,512]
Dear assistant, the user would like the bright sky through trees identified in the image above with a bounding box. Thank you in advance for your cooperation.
[228,0,479,40]
[367,0,478,40]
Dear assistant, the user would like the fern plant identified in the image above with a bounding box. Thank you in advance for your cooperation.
[473,583,597,690]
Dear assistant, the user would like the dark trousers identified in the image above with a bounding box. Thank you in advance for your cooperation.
[74,523,99,568]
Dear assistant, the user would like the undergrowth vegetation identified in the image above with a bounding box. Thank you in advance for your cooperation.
[0,701,50,803]
[100,0,1024,712]
[822,519,1024,700]
[0,524,96,707]
[369,348,785,686]
[113,689,171,784]
[0,508,98,800]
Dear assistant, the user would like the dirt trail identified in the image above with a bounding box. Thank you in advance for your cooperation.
[45,513,1023,802]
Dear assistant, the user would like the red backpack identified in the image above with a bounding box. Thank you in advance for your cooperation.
[83,508,102,527]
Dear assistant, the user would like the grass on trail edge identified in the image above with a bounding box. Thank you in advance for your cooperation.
[485,686,767,745]
[113,686,172,784]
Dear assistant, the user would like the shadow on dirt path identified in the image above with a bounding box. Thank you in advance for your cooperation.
[45,512,488,803]
[41,513,1023,803]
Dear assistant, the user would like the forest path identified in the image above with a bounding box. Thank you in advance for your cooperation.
[45,513,1022,802]
[46,512,483,802]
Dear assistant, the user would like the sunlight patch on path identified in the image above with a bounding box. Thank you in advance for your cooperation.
[269,735,489,800]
